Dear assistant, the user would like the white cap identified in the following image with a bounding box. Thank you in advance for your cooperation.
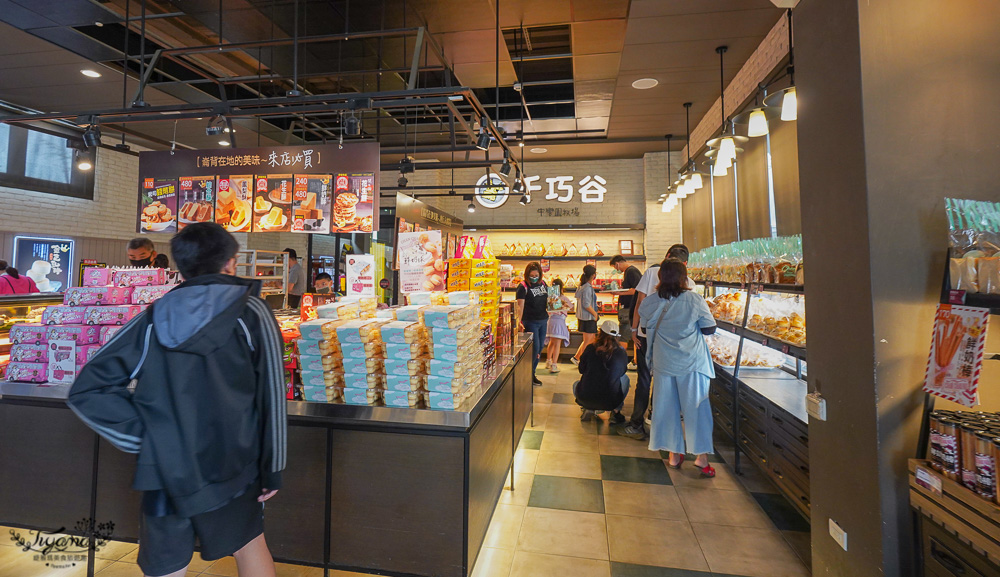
[599,320,620,338]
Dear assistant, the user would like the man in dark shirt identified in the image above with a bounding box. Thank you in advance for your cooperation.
[609,255,643,369]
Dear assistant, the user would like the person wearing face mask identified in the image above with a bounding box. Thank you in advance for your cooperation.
[127,238,158,267]
[516,262,548,387]
[313,272,334,294]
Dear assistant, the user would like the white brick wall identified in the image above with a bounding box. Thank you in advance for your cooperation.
[643,151,684,262]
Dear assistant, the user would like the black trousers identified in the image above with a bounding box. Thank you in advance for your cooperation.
[629,335,651,429]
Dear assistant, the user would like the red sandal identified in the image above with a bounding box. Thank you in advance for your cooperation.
[699,464,716,478]
[667,454,685,469]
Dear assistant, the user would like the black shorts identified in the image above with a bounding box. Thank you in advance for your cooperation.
[137,483,264,577]
[579,319,598,334]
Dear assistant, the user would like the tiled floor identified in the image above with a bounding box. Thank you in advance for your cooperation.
[0,367,811,577]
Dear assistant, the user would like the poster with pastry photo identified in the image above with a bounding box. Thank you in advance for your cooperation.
[350,173,376,233]
[177,176,216,230]
[253,175,293,232]
[215,175,254,232]
[291,174,333,234]
[138,178,177,234]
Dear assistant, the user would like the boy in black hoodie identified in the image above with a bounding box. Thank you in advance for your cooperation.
[69,223,286,577]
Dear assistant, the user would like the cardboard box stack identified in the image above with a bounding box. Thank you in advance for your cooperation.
[5,267,175,386]
[422,303,484,410]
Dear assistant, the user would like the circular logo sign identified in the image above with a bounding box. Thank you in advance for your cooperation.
[475,173,509,209]
[379,278,390,289]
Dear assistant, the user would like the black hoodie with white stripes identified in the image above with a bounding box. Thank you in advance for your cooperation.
[68,274,287,518]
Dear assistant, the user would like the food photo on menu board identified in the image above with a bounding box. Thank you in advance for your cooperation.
[332,173,376,233]
[139,178,178,233]
[215,175,254,232]
[177,176,215,229]
[254,174,293,232]
[291,174,333,233]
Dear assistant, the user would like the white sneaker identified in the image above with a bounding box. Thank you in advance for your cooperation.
[550,363,561,373]
[627,362,637,371]
[570,357,580,366]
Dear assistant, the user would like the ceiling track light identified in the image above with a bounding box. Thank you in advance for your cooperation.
[499,151,512,177]
[397,174,408,188]
[74,149,93,171]
[464,195,476,213]
[82,119,101,148]
[345,114,361,136]
[205,114,226,136]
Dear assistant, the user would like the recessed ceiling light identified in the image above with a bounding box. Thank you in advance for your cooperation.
[81,69,101,78]
[218,140,230,146]
[631,78,658,90]
[530,147,547,154]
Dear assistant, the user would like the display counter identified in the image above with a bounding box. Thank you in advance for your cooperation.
[0,336,534,577]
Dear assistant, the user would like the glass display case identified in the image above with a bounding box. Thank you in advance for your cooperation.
[0,294,65,365]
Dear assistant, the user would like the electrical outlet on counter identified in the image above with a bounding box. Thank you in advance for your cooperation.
[829,519,848,551]
[806,392,826,421]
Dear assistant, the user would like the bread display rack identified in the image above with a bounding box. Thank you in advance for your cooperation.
[236,249,289,309]
[701,280,811,520]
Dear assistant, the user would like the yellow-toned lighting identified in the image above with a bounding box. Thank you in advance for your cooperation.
[689,172,703,190]
[712,161,728,177]
[747,109,768,137]
[719,136,736,161]
[781,88,797,121]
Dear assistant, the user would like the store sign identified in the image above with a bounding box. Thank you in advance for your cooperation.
[475,172,608,208]
[12,236,75,292]
[346,254,376,297]
[923,304,990,407]
[136,143,379,235]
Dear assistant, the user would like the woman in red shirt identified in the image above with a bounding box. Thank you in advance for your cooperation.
[0,260,40,294]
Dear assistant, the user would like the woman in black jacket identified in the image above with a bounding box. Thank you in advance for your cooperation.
[573,320,630,422]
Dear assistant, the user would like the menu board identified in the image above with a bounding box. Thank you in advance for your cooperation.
[923,304,990,407]
[292,175,333,233]
[177,176,215,229]
[139,178,177,233]
[253,175,293,232]
[12,236,75,292]
[398,230,445,294]
[136,143,379,234]
[346,254,376,296]
[216,175,254,232]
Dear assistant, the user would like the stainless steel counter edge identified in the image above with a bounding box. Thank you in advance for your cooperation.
[716,364,809,424]
[0,336,534,433]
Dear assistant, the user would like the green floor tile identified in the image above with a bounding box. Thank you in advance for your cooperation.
[550,392,578,405]
[527,475,605,513]
[600,455,672,485]
[611,562,711,577]
[751,492,810,532]
[658,450,723,463]
[519,430,544,450]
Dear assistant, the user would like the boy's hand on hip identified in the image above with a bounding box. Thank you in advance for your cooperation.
[258,489,278,502]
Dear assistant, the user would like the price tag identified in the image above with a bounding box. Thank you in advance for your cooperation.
[782,345,790,354]
[761,338,769,346]
[947,290,967,305]
[915,466,943,496]
[750,284,760,295]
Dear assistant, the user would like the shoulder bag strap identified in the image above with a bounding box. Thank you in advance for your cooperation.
[645,298,670,374]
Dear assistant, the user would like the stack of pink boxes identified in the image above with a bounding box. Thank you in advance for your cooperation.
[4,267,175,385]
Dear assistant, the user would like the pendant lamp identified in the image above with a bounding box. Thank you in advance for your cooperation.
[712,160,728,177]
[680,102,707,191]
[763,10,797,122]
[706,46,747,162]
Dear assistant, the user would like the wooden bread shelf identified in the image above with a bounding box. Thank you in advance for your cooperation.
[908,458,1000,566]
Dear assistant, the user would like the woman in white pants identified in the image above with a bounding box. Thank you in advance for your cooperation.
[637,258,718,477]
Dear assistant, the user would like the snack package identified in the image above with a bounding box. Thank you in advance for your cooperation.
[298,370,338,388]
[298,319,346,341]
[9,344,47,363]
[395,305,428,323]
[82,267,112,287]
[4,362,48,383]
[42,306,88,325]
[432,343,480,364]
[447,278,470,292]
[422,305,474,329]
[344,372,385,390]
[375,309,397,320]
[380,321,425,344]
[383,390,422,408]
[385,341,428,360]
[298,354,341,373]
[64,286,133,306]
[76,344,102,366]
[302,387,339,403]
[342,356,385,375]
[335,319,389,344]
[427,390,470,411]
[99,325,124,345]
[978,257,1000,295]
[112,268,167,288]
[316,302,361,320]
[430,325,479,347]
[46,325,100,345]
[131,285,174,305]
[449,267,471,282]
[426,374,466,394]
[340,340,384,360]
[385,374,426,392]
[342,387,380,406]
[950,257,980,293]
[384,358,428,377]
[84,306,145,326]
[296,339,332,357]
[566,243,578,256]
[428,358,474,379]
[444,291,481,305]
